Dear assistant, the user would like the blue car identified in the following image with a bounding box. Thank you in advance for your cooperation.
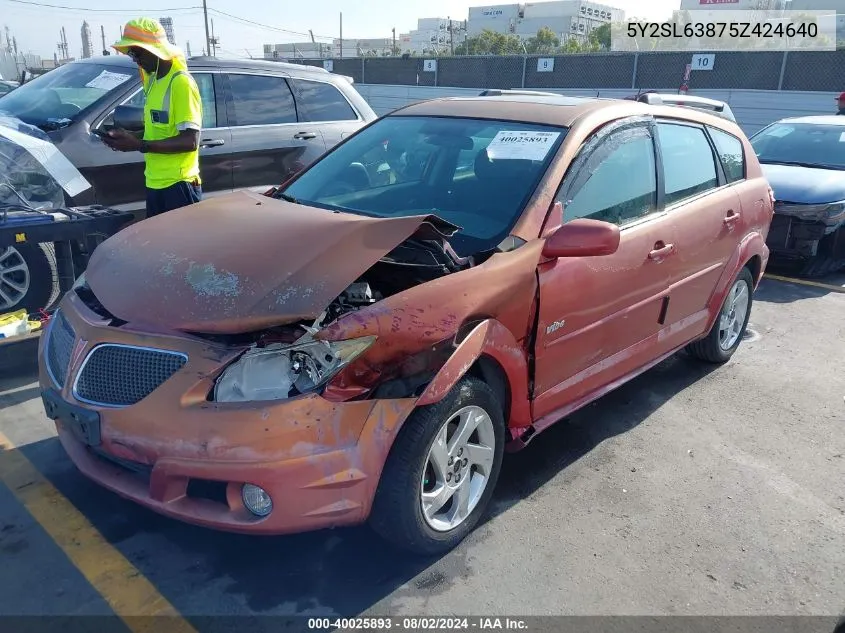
[750,116,845,276]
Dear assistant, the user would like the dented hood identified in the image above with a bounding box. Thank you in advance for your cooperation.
[85,191,457,334]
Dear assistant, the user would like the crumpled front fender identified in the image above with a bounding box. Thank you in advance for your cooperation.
[416,318,532,429]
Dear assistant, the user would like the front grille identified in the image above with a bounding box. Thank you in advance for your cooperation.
[46,310,75,387]
[74,344,187,407]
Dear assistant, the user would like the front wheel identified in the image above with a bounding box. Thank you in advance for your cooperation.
[369,377,505,556]
[686,267,754,364]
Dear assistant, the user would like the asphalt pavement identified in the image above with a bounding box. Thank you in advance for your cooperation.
[0,274,843,627]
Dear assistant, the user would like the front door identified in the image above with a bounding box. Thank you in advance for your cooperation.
[532,117,675,421]
[224,72,327,192]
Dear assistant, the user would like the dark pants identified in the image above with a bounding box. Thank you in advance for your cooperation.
[146,181,202,218]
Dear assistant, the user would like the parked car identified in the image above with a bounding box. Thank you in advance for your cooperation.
[749,116,845,276]
[0,55,376,314]
[38,93,772,555]
[631,93,737,122]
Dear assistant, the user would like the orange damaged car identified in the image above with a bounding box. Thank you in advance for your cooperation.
[38,94,773,554]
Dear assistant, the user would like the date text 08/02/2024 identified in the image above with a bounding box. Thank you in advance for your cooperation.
[307,617,530,631]
[626,21,819,40]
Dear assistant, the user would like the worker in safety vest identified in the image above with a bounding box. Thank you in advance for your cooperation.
[102,17,203,217]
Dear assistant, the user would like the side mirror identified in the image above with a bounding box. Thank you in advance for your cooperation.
[113,105,145,133]
[542,218,621,259]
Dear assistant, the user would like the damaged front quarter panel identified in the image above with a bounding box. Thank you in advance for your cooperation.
[316,238,546,428]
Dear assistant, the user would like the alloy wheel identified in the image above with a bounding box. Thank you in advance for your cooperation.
[0,247,30,311]
[718,278,750,351]
[420,405,497,532]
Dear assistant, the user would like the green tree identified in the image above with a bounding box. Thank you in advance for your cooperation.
[561,37,584,53]
[587,23,611,50]
[525,27,560,54]
[454,28,524,55]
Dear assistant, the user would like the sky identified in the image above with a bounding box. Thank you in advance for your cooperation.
[1,0,680,60]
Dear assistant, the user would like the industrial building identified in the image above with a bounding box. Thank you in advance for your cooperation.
[398,17,468,55]
[678,0,843,41]
[466,1,624,42]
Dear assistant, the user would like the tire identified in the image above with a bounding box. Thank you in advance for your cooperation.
[686,266,754,364]
[369,376,506,556]
[797,231,845,278]
[0,243,59,315]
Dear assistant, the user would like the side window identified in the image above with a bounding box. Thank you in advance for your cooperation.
[656,122,718,206]
[125,88,145,108]
[115,73,217,129]
[228,74,297,126]
[563,129,658,226]
[192,73,217,129]
[290,79,357,122]
[708,127,745,184]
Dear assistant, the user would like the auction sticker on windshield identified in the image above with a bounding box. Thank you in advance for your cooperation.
[85,70,132,91]
[485,130,560,161]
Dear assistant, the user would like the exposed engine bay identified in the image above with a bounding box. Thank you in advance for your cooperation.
[211,236,477,402]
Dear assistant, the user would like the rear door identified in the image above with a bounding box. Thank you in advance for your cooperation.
[654,120,744,340]
[532,117,676,420]
[288,77,367,150]
[224,72,328,193]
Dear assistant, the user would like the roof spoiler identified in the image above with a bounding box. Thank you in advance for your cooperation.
[638,92,726,112]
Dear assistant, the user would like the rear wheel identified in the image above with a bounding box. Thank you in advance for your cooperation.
[369,377,505,556]
[686,267,754,364]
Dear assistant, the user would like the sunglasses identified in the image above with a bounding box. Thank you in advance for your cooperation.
[127,48,143,62]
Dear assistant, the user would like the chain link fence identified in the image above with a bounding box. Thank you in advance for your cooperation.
[286,50,845,92]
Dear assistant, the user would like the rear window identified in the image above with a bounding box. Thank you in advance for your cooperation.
[227,74,297,126]
[0,62,136,129]
[708,127,746,183]
[290,79,357,122]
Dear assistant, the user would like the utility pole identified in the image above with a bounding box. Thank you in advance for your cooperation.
[209,18,219,56]
[201,0,211,58]
[339,12,343,59]
[448,17,454,55]
[392,27,396,56]
[100,24,108,55]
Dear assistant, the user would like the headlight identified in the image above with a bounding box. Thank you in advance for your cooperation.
[213,335,376,403]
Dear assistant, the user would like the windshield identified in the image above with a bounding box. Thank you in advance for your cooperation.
[0,62,136,130]
[750,122,845,170]
[282,115,567,256]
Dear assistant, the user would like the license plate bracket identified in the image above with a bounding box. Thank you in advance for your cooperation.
[41,389,102,447]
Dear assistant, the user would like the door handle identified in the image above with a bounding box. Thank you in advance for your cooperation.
[648,242,675,261]
[200,138,225,147]
[723,210,741,226]
[294,131,318,140]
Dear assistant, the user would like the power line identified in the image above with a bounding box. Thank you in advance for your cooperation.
[207,7,333,40]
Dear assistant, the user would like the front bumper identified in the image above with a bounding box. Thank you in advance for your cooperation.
[38,292,418,535]
[766,212,844,259]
